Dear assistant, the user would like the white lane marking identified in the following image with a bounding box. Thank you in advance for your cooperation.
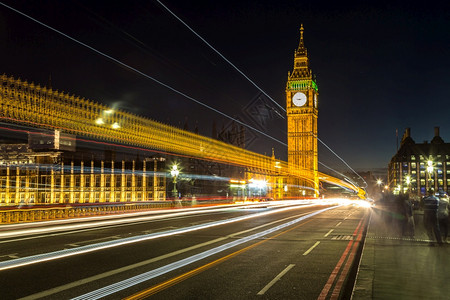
[66,236,121,247]
[257,264,295,295]
[303,241,320,256]
[142,226,178,235]
[324,229,334,237]
[19,211,317,300]
[335,222,342,227]
[0,253,19,259]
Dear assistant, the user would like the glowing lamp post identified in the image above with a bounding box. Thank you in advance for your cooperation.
[426,160,434,191]
[170,165,180,198]
[376,178,384,194]
[405,175,411,194]
[95,109,120,129]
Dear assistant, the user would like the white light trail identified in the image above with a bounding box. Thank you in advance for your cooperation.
[72,206,337,300]
[0,202,326,271]
[0,201,308,240]
[20,210,314,299]
[0,207,233,239]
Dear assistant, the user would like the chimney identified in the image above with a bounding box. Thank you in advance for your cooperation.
[405,128,411,137]
[434,126,440,137]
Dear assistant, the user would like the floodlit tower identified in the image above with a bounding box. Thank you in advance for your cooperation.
[286,25,319,196]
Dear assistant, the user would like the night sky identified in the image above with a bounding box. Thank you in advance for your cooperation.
[1,0,449,177]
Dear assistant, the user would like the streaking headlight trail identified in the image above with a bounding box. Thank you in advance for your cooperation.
[72,206,337,300]
[0,203,335,271]
[0,201,304,240]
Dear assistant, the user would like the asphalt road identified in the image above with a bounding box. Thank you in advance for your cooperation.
[0,201,368,299]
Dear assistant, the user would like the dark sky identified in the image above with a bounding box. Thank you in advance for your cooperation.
[1,0,449,176]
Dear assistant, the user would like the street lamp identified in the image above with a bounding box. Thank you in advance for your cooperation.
[404,175,411,194]
[170,164,179,198]
[405,175,411,185]
[95,109,120,129]
[376,179,382,192]
[427,160,434,191]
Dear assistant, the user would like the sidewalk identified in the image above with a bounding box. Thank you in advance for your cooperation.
[352,207,450,299]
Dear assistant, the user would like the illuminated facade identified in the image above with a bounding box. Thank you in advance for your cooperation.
[388,127,450,196]
[0,132,166,205]
[286,25,319,196]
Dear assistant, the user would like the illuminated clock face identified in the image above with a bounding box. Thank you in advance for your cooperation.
[292,92,307,107]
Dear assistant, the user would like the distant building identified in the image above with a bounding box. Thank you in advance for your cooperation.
[388,127,450,196]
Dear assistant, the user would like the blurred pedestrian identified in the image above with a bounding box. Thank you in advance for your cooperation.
[401,193,415,238]
[438,192,449,242]
[422,188,442,246]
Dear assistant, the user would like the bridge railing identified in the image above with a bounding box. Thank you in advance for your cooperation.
[0,202,171,224]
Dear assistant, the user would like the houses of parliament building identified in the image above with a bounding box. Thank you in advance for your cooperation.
[0,130,167,205]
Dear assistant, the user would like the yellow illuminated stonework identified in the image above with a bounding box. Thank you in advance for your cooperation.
[286,25,319,196]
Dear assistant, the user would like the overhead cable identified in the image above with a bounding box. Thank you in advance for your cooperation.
[0,2,287,147]
[156,0,286,117]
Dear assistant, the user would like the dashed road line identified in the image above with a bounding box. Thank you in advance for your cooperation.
[257,264,295,295]
[0,253,19,259]
[324,229,334,237]
[66,235,121,247]
[303,241,320,256]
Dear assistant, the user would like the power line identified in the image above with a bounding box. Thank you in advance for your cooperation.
[0,1,287,147]
[315,134,367,187]
[156,0,286,117]
[318,161,359,187]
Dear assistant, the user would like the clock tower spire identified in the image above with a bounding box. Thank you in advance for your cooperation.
[286,25,319,197]
[297,24,307,55]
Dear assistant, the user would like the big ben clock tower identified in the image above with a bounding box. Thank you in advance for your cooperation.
[286,25,319,196]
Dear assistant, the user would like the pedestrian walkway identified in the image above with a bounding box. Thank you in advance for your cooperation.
[352,207,450,299]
